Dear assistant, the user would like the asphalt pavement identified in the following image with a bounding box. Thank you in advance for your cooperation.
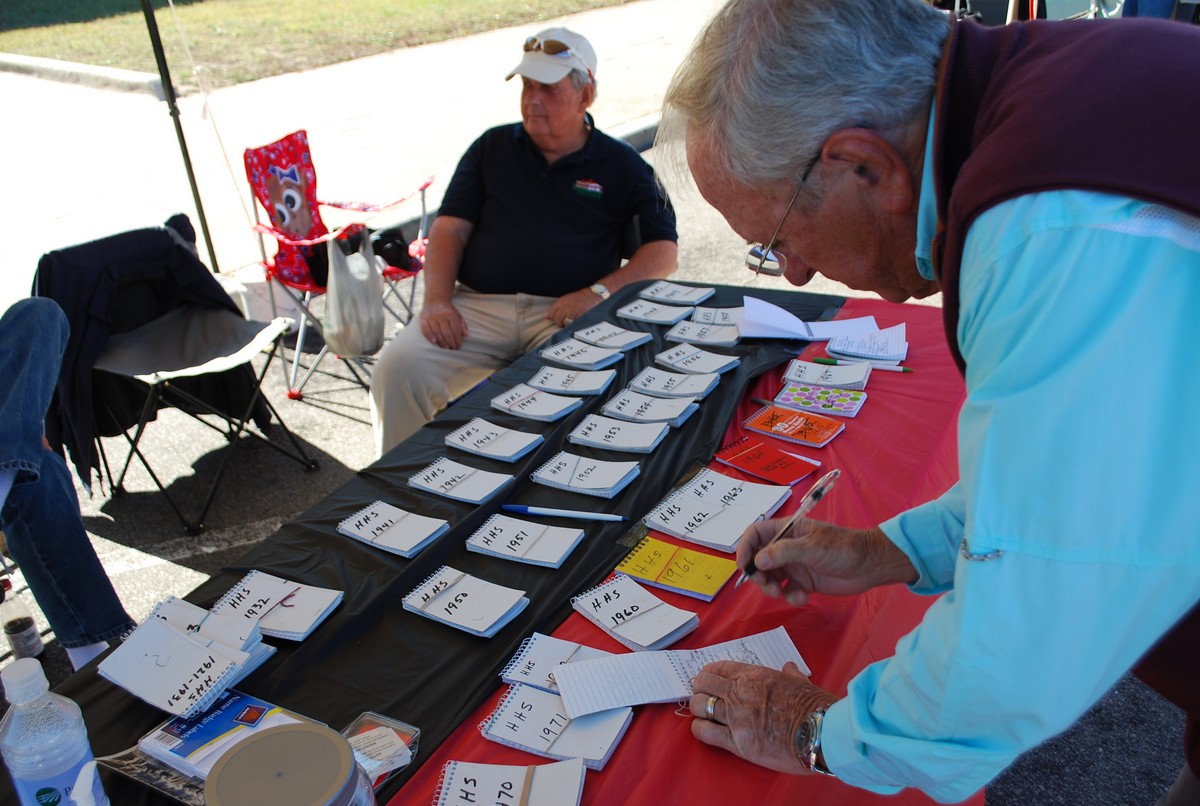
[0,1,1187,802]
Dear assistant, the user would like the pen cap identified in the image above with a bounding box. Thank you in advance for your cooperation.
[205,722,375,805]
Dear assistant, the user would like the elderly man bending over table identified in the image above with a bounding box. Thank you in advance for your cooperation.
[370,27,678,456]
[660,1,1200,803]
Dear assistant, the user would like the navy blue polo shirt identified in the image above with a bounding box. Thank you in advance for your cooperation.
[439,120,677,297]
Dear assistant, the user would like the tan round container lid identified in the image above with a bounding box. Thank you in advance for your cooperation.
[205,722,357,806]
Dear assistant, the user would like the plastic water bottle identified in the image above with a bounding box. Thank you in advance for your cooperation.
[0,658,108,806]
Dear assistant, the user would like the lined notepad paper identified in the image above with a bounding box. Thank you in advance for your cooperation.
[554,627,808,717]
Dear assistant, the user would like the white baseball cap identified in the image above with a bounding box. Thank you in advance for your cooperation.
[505,27,597,84]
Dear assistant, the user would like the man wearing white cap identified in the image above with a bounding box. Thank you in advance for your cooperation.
[370,27,678,456]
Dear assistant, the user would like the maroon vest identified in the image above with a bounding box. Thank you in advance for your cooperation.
[930,18,1200,766]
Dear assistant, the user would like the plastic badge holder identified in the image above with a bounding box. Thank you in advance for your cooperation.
[341,711,420,790]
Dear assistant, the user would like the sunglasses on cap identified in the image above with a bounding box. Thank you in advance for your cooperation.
[523,36,572,56]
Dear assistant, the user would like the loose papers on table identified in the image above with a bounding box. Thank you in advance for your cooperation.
[553,627,809,718]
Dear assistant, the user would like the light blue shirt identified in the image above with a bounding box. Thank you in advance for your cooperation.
[821,110,1200,802]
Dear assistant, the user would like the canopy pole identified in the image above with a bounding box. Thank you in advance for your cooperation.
[140,0,220,272]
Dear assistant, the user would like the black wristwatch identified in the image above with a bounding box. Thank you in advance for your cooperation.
[794,705,834,776]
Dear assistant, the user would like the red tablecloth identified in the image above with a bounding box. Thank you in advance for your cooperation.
[393,299,976,806]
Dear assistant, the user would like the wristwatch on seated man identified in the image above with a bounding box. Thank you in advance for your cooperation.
[589,282,610,300]
[795,705,835,776]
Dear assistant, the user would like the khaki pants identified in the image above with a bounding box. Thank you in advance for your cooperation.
[369,287,559,456]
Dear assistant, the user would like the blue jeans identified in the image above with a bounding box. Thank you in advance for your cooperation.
[0,299,135,648]
[1123,0,1177,17]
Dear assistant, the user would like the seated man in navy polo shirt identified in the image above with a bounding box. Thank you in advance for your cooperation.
[369,26,679,456]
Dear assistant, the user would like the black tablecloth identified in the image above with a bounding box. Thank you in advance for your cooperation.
[38,282,843,804]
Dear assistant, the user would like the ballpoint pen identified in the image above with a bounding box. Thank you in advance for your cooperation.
[501,504,628,522]
[813,357,912,373]
[735,468,841,588]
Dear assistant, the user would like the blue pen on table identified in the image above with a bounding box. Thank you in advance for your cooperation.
[735,468,841,588]
[501,504,628,523]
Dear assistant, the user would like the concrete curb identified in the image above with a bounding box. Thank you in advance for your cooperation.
[0,53,163,99]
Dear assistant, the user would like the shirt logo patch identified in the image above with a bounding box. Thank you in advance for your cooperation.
[572,179,603,198]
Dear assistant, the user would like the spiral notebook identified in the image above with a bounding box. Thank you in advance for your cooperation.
[444,417,544,463]
[601,390,699,427]
[714,436,822,486]
[573,321,653,350]
[664,320,741,348]
[466,514,585,568]
[434,757,586,806]
[571,575,698,651]
[743,404,845,448]
[691,306,744,325]
[783,358,871,391]
[147,596,276,686]
[211,570,343,642]
[644,467,791,552]
[538,337,624,370]
[403,565,529,637]
[655,344,741,375]
[408,457,515,504]
[500,633,613,694]
[615,535,739,602]
[526,366,617,396]
[638,280,715,305]
[336,500,450,558]
[774,383,867,418]
[615,299,694,325]
[491,383,584,422]
[553,627,809,718]
[98,617,246,719]
[627,367,720,400]
[531,451,640,499]
[568,414,669,454]
[479,683,632,771]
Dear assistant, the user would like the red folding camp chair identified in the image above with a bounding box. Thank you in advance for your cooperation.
[244,129,432,399]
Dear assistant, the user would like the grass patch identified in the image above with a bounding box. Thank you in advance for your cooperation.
[0,0,637,90]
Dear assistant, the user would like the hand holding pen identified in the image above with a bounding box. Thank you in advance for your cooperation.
[735,469,841,588]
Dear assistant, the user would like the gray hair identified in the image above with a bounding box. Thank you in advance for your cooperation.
[659,0,948,188]
[569,67,597,99]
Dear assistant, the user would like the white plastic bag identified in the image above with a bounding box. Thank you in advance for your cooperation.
[324,231,384,357]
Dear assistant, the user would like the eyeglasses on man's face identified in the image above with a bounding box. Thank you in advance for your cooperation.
[745,153,821,278]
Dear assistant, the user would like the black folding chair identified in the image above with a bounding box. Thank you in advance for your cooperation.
[35,218,318,534]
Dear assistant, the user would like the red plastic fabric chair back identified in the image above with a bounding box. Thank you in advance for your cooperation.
[244,130,327,290]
